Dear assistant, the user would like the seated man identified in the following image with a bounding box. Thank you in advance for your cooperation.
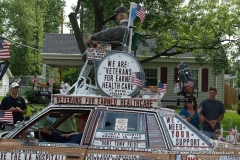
[86,5,129,50]
[39,113,88,144]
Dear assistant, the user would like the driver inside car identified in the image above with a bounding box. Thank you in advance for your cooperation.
[39,113,88,144]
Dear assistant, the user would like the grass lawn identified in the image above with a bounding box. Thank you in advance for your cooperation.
[26,104,46,116]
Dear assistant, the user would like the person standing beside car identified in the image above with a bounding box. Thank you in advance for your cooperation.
[199,87,225,139]
[0,82,27,131]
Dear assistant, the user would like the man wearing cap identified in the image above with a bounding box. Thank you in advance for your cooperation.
[86,5,129,50]
[0,82,27,130]
[39,113,89,144]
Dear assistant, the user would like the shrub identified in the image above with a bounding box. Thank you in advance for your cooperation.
[231,103,238,111]
[24,88,40,104]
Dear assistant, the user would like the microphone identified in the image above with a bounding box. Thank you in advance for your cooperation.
[102,13,117,25]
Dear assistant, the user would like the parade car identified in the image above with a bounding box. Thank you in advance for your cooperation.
[0,95,239,160]
[1,2,240,160]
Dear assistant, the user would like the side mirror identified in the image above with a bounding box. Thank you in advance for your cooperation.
[25,132,35,143]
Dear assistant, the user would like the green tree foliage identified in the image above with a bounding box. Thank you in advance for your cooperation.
[0,0,65,76]
[70,0,240,75]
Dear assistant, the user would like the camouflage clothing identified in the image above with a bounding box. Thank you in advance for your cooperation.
[91,19,128,44]
[114,6,128,14]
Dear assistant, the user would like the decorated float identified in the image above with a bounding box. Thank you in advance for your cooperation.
[0,2,239,160]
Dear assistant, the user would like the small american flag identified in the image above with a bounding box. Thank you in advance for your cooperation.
[0,40,12,60]
[184,81,194,87]
[32,75,38,85]
[132,72,142,87]
[136,4,146,23]
[48,75,55,86]
[158,82,167,94]
[0,111,13,124]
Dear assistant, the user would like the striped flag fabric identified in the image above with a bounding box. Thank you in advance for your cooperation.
[132,72,142,87]
[32,75,38,85]
[184,81,194,87]
[48,75,55,86]
[0,40,12,60]
[158,82,167,94]
[0,111,13,124]
[136,4,146,23]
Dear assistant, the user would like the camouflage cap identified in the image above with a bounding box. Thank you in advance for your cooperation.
[114,5,128,14]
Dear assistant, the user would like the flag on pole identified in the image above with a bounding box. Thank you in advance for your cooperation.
[48,75,55,86]
[184,81,194,87]
[131,3,146,23]
[136,4,146,23]
[132,72,142,87]
[158,82,167,94]
[32,75,38,85]
[233,129,239,145]
[0,111,13,124]
[0,40,12,60]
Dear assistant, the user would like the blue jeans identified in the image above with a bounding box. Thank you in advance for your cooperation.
[202,130,214,139]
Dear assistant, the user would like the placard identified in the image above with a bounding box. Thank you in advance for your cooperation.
[163,116,212,147]
[93,140,146,148]
[115,118,128,131]
[96,52,144,97]
[0,152,65,160]
[86,48,107,60]
[95,131,146,140]
[54,94,158,108]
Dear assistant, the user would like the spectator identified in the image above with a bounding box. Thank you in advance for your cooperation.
[39,113,89,144]
[214,129,221,140]
[200,87,225,139]
[0,82,27,131]
[86,5,129,50]
[180,96,204,130]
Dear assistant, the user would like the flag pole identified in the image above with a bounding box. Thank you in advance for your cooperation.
[127,2,137,54]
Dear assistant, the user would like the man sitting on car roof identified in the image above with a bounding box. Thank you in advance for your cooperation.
[39,113,88,144]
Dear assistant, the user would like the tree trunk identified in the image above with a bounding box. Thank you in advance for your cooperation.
[68,12,86,54]
[92,1,104,33]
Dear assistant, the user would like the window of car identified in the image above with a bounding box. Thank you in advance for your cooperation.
[90,110,167,149]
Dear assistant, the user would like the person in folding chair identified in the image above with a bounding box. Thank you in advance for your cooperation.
[86,5,129,51]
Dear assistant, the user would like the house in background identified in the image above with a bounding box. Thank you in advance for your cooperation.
[41,33,225,107]
[224,74,237,88]
[0,68,14,96]
[140,55,224,107]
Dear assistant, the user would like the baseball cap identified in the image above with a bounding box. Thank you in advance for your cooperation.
[10,82,19,88]
[114,5,128,14]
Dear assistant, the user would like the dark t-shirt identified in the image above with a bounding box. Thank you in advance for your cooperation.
[0,95,27,124]
[200,98,225,132]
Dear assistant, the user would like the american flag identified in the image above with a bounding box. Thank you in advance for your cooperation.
[32,75,38,85]
[48,75,55,86]
[0,40,12,60]
[184,81,194,87]
[132,72,142,87]
[158,82,167,94]
[136,4,146,23]
[0,111,13,124]
[143,80,147,90]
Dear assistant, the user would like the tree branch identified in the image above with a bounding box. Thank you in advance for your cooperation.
[139,40,180,63]
[75,0,81,14]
